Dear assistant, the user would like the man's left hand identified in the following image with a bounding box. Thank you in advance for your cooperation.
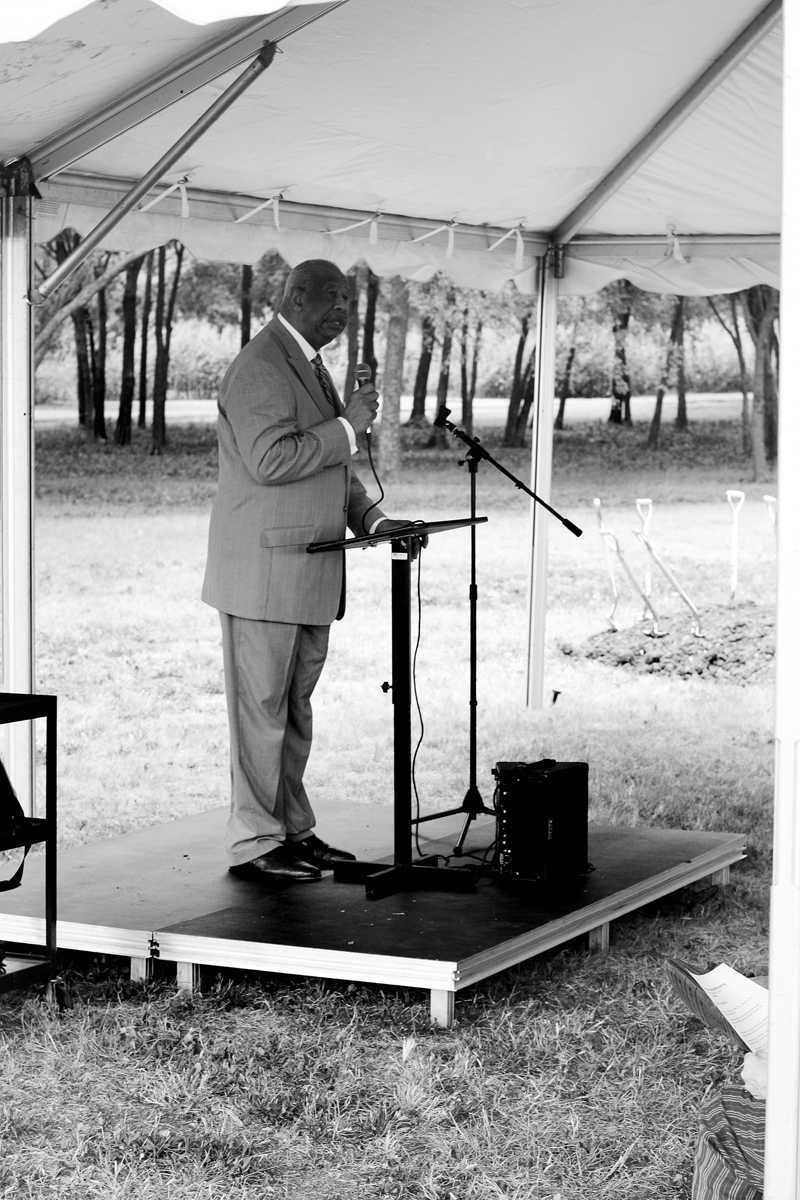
[378,518,428,557]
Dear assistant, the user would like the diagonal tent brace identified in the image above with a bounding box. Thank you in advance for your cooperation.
[552,0,782,244]
[33,41,279,302]
[28,3,347,183]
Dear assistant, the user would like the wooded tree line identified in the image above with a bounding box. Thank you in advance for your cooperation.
[34,231,780,478]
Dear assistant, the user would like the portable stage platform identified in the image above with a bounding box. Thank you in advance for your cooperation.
[0,803,745,1025]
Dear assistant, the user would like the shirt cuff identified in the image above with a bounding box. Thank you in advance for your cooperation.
[337,416,358,456]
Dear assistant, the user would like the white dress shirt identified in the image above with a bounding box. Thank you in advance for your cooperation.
[277,313,358,456]
[277,314,384,534]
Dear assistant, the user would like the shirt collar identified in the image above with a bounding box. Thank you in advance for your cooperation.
[278,312,319,362]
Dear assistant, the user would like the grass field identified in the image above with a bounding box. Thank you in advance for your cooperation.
[1,416,777,1199]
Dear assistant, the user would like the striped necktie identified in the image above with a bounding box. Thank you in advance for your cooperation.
[311,354,339,411]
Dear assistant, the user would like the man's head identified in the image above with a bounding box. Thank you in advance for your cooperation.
[279,259,349,350]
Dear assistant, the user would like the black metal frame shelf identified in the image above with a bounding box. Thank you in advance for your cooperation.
[0,692,57,991]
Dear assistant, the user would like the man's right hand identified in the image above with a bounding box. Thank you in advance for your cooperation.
[343,384,380,435]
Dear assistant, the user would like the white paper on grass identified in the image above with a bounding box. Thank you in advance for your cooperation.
[689,963,770,1055]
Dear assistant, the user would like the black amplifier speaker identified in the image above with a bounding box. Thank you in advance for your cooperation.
[492,758,591,891]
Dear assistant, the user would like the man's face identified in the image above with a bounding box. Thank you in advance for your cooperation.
[292,268,349,349]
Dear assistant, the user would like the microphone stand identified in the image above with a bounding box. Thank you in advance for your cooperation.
[418,404,582,855]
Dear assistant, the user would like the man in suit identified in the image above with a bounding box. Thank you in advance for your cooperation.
[203,259,416,882]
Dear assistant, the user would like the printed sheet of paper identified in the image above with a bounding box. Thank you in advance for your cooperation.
[690,963,769,1054]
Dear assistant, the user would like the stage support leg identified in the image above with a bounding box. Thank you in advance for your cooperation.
[0,184,35,809]
[130,957,154,984]
[764,8,800,1196]
[587,923,610,953]
[526,249,559,708]
[429,989,455,1029]
[710,866,730,887]
[176,961,202,993]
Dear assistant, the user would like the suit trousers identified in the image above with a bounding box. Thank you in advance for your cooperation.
[220,612,330,866]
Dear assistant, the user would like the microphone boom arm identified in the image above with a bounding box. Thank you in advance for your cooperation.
[434,406,582,538]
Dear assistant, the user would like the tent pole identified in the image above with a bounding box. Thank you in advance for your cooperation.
[0,177,35,808]
[34,40,278,302]
[525,248,558,707]
[764,2,800,1193]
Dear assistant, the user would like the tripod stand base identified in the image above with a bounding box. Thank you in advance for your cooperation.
[333,859,477,900]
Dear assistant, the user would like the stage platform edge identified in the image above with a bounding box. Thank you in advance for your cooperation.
[0,807,746,1027]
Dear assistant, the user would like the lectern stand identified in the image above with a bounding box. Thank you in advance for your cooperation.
[308,518,487,899]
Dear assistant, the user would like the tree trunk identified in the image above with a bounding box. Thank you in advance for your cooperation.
[504,309,533,444]
[459,305,472,433]
[512,347,537,445]
[764,328,779,463]
[378,276,409,478]
[138,250,154,428]
[71,307,94,429]
[151,241,187,455]
[93,283,108,440]
[408,312,434,425]
[115,255,143,446]
[240,263,253,348]
[674,299,688,430]
[151,246,168,455]
[608,280,633,425]
[469,316,482,408]
[362,269,380,381]
[708,293,751,456]
[646,296,684,450]
[427,289,455,448]
[744,285,780,481]
[343,265,360,402]
[554,313,580,431]
[554,344,575,431]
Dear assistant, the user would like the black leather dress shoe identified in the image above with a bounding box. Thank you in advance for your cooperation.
[229,845,322,882]
[287,834,357,869]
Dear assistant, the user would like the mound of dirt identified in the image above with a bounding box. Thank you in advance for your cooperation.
[560,602,775,683]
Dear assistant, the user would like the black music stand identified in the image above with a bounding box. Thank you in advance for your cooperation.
[308,517,487,900]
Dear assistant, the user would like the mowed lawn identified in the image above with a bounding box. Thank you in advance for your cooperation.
[0,416,777,1200]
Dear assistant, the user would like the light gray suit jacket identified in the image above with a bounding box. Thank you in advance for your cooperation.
[202,317,385,624]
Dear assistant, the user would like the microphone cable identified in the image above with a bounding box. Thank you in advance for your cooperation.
[361,428,385,534]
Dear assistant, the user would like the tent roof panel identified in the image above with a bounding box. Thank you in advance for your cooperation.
[1,0,783,294]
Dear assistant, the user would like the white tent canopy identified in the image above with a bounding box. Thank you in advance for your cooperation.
[0,0,782,295]
[1,4,797,1197]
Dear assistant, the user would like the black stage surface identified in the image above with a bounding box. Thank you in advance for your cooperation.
[0,805,745,1025]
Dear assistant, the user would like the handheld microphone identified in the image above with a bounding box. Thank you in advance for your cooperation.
[355,362,372,389]
[355,362,375,434]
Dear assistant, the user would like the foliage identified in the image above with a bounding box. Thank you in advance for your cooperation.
[175,250,290,330]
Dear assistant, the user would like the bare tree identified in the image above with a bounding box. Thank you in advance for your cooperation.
[343,265,361,403]
[151,241,185,455]
[92,264,109,440]
[608,279,633,425]
[362,269,380,382]
[707,293,751,456]
[240,263,253,348]
[408,312,435,426]
[138,250,154,428]
[504,307,534,445]
[742,284,780,481]
[673,297,687,430]
[379,276,410,477]
[427,287,456,447]
[114,255,144,445]
[647,295,684,450]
